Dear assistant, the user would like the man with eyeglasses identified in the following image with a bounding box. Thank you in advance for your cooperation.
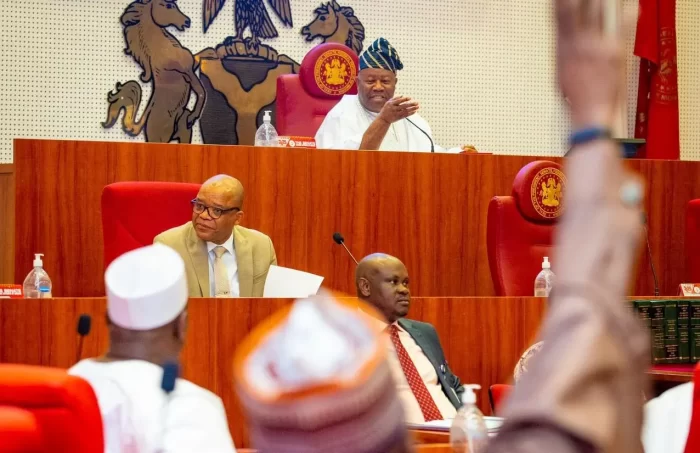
[154,174,277,297]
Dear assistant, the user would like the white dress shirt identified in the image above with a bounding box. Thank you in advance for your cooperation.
[367,315,457,423]
[206,233,239,297]
[642,382,693,453]
[388,321,457,423]
[69,359,237,453]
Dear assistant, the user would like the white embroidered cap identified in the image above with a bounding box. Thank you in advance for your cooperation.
[105,244,187,330]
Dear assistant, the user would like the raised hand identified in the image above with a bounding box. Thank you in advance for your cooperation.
[377,96,419,124]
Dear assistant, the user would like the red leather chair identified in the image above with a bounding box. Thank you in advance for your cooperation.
[488,384,513,416]
[0,406,43,453]
[276,43,359,137]
[102,181,200,268]
[686,200,700,282]
[487,161,566,296]
[0,364,103,452]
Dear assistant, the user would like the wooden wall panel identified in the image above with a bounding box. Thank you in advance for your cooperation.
[11,139,700,298]
[0,296,547,448]
[0,164,14,284]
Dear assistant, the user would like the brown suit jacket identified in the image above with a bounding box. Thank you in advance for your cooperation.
[153,222,277,297]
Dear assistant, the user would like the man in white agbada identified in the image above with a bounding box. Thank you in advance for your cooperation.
[642,382,694,453]
[315,38,472,153]
[69,244,236,453]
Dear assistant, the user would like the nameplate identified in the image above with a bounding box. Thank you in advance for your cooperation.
[278,136,317,149]
[0,284,23,298]
[678,283,700,297]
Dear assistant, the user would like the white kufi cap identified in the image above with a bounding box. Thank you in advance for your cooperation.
[105,244,188,330]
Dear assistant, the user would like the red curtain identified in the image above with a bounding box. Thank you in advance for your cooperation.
[634,0,680,160]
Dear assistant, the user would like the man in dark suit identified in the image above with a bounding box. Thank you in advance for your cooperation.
[356,253,464,423]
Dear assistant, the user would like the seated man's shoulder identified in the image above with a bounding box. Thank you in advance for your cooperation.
[410,112,432,130]
[174,378,226,409]
[401,318,438,334]
[153,222,191,244]
[235,225,273,244]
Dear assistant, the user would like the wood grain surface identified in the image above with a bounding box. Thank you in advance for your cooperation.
[0,296,547,447]
[9,139,700,297]
[0,164,14,284]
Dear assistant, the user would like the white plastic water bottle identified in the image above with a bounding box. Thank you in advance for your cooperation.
[254,110,279,147]
[22,253,52,298]
[534,256,555,297]
[450,384,489,453]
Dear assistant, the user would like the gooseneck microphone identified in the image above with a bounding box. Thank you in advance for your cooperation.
[76,314,92,363]
[642,213,660,297]
[333,232,359,265]
[406,118,434,153]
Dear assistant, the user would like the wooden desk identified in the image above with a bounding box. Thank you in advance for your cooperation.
[0,296,546,448]
[410,429,450,445]
[8,139,700,297]
[0,163,14,284]
[648,364,695,383]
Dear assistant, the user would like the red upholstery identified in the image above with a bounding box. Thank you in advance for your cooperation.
[276,43,359,137]
[686,200,700,282]
[488,384,513,416]
[101,181,200,268]
[0,406,43,453]
[487,161,566,296]
[683,363,700,453]
[0,365,103,453]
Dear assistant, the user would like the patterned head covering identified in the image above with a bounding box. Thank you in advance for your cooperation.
[513,341,544,383]
[359,38,404,73]
[233,291,408,452]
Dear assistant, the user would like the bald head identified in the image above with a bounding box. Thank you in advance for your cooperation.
[201,174,245,208]
[355,253,410,323]
[192,174,245,245]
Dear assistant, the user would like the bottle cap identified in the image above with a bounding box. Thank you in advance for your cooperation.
[542,256,551,269]
[33,253,44,268]
[462,384,481,404]
[263,110,272,123]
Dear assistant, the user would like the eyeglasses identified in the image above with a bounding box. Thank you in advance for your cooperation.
[191,199,240,219]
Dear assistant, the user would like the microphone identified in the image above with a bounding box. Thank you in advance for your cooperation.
[161,361,178,394]
[333,232,359,265]
[76,314,91,363]
[406,118,434,153]
[641,213,660,297]
[158,361,179,453]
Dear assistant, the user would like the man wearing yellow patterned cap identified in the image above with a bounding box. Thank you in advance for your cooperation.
[233,291,412,452]
[315,38,472,153]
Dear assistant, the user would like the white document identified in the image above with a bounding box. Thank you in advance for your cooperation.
[263,265,324,298]
[408,416,505,433]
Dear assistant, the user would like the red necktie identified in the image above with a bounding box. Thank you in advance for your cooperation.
[389,324,443,421]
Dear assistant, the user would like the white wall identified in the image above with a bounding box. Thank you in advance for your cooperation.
[0,0,697,163]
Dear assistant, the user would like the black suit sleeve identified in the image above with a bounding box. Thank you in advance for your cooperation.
[422,323,465,404]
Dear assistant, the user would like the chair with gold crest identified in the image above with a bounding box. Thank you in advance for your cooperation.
[487,161,566,296]
[276,43,359,138]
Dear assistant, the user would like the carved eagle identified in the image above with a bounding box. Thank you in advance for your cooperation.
[203,0,293,44]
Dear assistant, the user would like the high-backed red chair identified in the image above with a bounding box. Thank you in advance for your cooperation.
[488,384,513,416]
[0,364,103,452]
[102,181,200,268]
[686,200,700,282]
[487,161,566,296]
[0,406,43,453]
[276,43,359,137]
